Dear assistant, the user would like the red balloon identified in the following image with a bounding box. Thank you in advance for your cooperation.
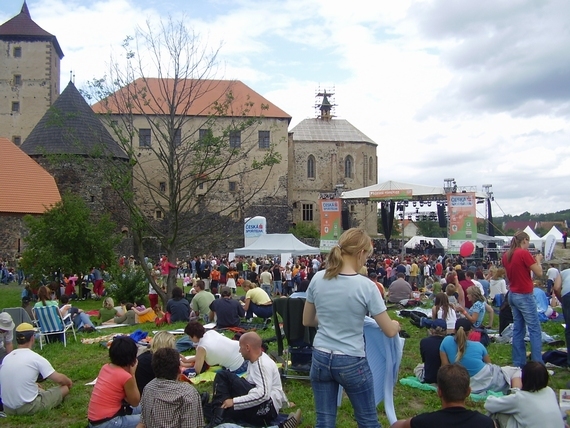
[459,241,475,257]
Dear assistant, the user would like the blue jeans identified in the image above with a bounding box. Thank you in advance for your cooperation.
[246,303,273,320]
[310,349,380,428]
[74,312,95,330]
[176,336,196,353]
[261,283,272,296]
[562,293,570,365]
[89,405,141,428]
[274,280,283,295]
[509,292,543,367]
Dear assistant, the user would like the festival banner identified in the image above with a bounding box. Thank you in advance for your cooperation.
[319,199,341,253]
[369,189,412,201]
[447,192,477,254]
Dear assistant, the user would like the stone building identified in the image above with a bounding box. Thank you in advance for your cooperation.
[0,137,61,256]
[288,91,379,236]
[0,2,63,145]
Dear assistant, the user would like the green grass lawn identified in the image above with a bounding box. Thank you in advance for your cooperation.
[1,282,569,427]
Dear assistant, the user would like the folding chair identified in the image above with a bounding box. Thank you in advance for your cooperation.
[2,307,35,346]
[33,305,77,349]
[272,297,316,380]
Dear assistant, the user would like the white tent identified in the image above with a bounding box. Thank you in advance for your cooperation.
[404,236,448,249]
[523,226,544,247]
[340,180,487,200]
[234,234,320,256]
[545,225,564,243]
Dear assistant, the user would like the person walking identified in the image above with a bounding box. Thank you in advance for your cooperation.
[502,231,543,367]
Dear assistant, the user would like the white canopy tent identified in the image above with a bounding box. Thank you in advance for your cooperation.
[404,236,448,249]
[340,180,487,200]
[234,233,320,256]
[545,225,564,243]
[523,226,544,247]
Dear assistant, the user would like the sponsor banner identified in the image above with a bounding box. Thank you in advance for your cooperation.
[244,216,266,246]
[369,189,413,201]
[319,199,341,253]
[447,192,477,254]
[544,235,556,261]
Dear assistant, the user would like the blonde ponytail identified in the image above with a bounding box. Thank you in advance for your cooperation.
[455,326,468,362]
[323,228,372,280]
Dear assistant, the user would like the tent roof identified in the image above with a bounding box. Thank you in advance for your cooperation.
[404,236,448,249]
[545,225,563,241]
[341,180,486,200]
[523,226,543,241]
[234,234,320,256]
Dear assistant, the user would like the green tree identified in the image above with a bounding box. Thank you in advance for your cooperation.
[415,220,447,237]
[83,18,282,304]
[289,222,320,239]
[21,193,119,284]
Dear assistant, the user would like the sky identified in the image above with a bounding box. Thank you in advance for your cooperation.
[2,0,569,218]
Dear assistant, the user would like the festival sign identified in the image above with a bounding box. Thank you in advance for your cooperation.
[244,216,266,247]
[319,199,341,253]
[369,189,413,201]
[447,192,477,254]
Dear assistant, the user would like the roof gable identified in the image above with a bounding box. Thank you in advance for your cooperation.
[0,2,63,59]
[0,137,61,214]
[92,78,291,122]
[503,221,537,232]
[21,81,128,160]
[290,118,376,145]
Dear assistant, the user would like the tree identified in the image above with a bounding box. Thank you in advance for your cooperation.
[289,222,320,239]
[21,193,119,284]
[84,18,283,304]
[415,220,447,237]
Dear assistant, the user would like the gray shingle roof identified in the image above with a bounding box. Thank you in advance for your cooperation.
[21,81,128,160]
[290,118,376,145]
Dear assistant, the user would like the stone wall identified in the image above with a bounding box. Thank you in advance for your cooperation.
[0,214,27,258]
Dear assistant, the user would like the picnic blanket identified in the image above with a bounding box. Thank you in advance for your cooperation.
[399,376,504,401]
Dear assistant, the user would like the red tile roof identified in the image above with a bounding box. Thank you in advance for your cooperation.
[503,221,537,232]
[0,2,63,59]
[0,137,61,214]
[92,78,291,121]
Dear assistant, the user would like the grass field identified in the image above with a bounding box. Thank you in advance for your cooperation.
[1,282,569,428]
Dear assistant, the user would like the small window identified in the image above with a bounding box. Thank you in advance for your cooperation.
[173,128,181,147]
[198,182,204,190]
[90,195,95,203]
[13,74,21,86]
[13,47,22,58]
[229,181,237,192]
[345,155,353,178]
[159,182,166,192]
[156,210,162,219]
[229,130,241,148]
[302,203,314,222]
[350,204,355,212]
[199,128,211,142]
[139,128,151,147]
[307,155,315,179]
[12,136,21,145]
[369,156,374,181]
[258,131,270,149]
[11,102,20,113]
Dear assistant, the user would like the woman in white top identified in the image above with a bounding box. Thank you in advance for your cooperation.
[419,292,457,334]
[489,268,508,300]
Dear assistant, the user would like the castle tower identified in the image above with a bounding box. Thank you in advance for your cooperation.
[0,1,63,145]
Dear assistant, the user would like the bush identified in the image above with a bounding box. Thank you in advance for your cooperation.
[289,222,320,239]
[108,267,149,304]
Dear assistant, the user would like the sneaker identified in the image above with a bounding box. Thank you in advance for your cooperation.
[279,409,301,428]
[0,411,6,418]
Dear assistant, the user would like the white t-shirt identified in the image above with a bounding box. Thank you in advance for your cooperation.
[471,279,485,296]
[0,329,13,350]
[437,307,458,330]
[547,267,560,281]
[198,330,244,371]
[0,348,55,409]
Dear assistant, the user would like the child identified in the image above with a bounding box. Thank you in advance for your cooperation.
[445,283,458,306]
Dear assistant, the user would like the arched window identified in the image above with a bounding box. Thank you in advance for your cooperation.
[369,156,374,181]
[345,155,353,178]
[307,155,315,179]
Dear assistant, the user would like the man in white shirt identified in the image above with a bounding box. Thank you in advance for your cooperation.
[546,264,559,296]
[0,323,72,416]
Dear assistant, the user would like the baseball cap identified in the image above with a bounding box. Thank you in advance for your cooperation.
[0,313,15,331]
[16,322,35,333]
[431,319,447,330]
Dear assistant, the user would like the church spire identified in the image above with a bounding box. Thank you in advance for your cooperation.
[21,1,30,17]
[315,87,336,121]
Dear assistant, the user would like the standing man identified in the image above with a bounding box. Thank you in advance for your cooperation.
[259,267,273,297]
[0,323,72,415]
[409,259,419,289]
[203,332,291,427]
[91,266,104,297]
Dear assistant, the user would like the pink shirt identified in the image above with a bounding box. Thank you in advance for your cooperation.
[88,364,132,421]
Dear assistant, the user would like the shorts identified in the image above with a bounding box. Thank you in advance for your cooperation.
[4,387,63,416]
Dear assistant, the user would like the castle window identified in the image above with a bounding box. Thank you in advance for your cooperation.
[369,156,374,181]
[199,128,212,142]
[173,128,181,147]
[307,155,315,179]
[90,195,95,203]
[159,182,166,192]
[156,210,163,219]
[13,74,21,86]
[302,203,314,221]
[229,181,237,192]
[345,155,354,178]
[139,128,151,147]
[258,131,270,149]
[11,102,20,113]
[13,47,21,58]
[229,131,241,148]
[12,136,21,145]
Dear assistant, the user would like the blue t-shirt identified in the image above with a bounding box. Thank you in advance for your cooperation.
[440,335,487,376]
[469,301,485,328]
[307,270,386,357]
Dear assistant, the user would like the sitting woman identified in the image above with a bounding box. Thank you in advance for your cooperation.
[59,294,95,332]
[418,292,457,334]
[440,319,521,394]
[98,297,118,323]
[135,331,176,395]
[165,286,190,323]
[457,286,486,329]
[242,280,273,320]
[133,300,156,323]
[103,303,137,325]
[179,321,246,375]
[489,267,508,305]
[485,361,565,428]
[33,285,64,312]
[414,319,448,384]
[87,336,141,427]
